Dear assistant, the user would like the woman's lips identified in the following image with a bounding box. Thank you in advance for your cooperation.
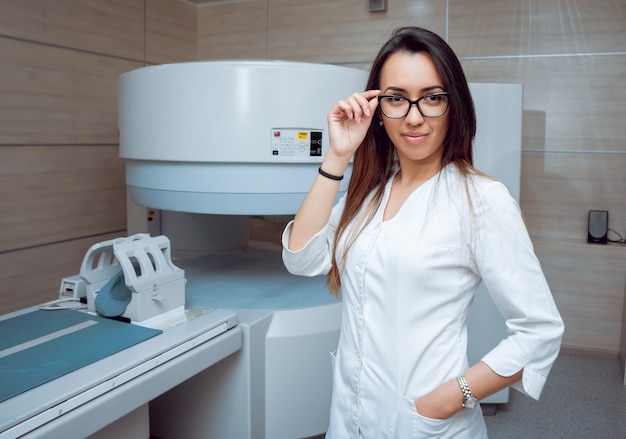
[402,132,427,144]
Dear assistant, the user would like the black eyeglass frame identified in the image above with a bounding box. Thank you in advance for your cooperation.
[377,92,450,119]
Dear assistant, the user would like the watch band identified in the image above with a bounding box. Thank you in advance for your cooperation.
[456,375,479,409]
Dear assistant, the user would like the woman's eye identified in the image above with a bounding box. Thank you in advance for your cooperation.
[388,95,406,104]
[422,94,445,105]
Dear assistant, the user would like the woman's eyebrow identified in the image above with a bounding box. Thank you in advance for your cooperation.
[382,85,445,94]
[382,86,406,94]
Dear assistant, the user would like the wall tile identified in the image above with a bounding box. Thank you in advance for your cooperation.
[0,232,123,315]
[460,55,626,153]
[0,146,127,252]
[0,0,145,60]
[268,0,447,64]
[0,38,142,145]
[535,239,626,352]
[449,0,626,57]
[146,0,197,64]
[197,0,268,60]
[521,152,626,241]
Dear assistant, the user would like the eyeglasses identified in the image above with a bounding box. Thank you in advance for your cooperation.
[377,93,450,119]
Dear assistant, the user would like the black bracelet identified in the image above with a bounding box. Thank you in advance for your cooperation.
[318,167,344,181]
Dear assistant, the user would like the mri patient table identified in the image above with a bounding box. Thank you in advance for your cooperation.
[0,306,240,439]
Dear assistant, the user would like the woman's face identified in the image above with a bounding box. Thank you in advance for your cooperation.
[378,50,450,168]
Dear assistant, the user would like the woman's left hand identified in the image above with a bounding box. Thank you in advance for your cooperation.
[414,396,450,420]
[412,379,464,420]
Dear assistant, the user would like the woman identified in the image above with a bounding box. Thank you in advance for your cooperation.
[282,27,564,438]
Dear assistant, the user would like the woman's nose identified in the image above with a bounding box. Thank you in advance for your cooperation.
[405,103,425,124]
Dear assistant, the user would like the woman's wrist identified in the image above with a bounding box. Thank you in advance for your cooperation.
[319,154,350,180]
[318,167,344,181]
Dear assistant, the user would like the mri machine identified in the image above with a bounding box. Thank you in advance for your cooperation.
[0,60,522,439]
[121,60,368,439]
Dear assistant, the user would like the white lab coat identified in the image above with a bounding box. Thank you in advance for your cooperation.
[282,163,564,438]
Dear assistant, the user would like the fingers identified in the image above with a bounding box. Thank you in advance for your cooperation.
[334,90,380,124]
[327,90,381,157]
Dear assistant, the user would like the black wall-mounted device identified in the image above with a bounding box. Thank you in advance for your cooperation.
[587,210,608,244]
[369,0,387,12]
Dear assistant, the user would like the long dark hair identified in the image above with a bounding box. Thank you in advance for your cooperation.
[327,27,477,296]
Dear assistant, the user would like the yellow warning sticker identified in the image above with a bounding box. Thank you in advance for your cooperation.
[297,132,309,140]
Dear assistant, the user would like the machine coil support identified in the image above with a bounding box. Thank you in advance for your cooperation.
[78,234,186,322]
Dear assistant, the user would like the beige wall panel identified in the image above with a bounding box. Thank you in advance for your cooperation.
[535,239,626,352]
[461,55,626,152]
[620,273,626,381]
[0,0,145,60]
[0,38,142,145]
[146,0,197,64]
[462,54,626,242]
[0,146,127,252]
[0,232,124,315]
[448,0,626,57]
[268,0,446,63]
[197,0,268,60]
[521,152,626,241]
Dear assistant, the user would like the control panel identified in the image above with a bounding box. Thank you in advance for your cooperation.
[271,129,323,158]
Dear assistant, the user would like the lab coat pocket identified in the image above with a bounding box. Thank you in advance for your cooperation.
[330,350,337,373]
[414,409,450,437]
[395,395,450,438]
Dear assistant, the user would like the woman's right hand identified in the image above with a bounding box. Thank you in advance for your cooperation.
[327,89,381,159]
[288,90,380,251]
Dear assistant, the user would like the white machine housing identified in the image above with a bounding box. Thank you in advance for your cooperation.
[119,60,365,215]
[119,60,523,438]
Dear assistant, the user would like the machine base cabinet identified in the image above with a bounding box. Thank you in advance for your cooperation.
[87,405,149,439]
[150,305,341,439]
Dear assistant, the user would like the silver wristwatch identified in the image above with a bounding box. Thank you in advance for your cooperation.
[456,375,479,409]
